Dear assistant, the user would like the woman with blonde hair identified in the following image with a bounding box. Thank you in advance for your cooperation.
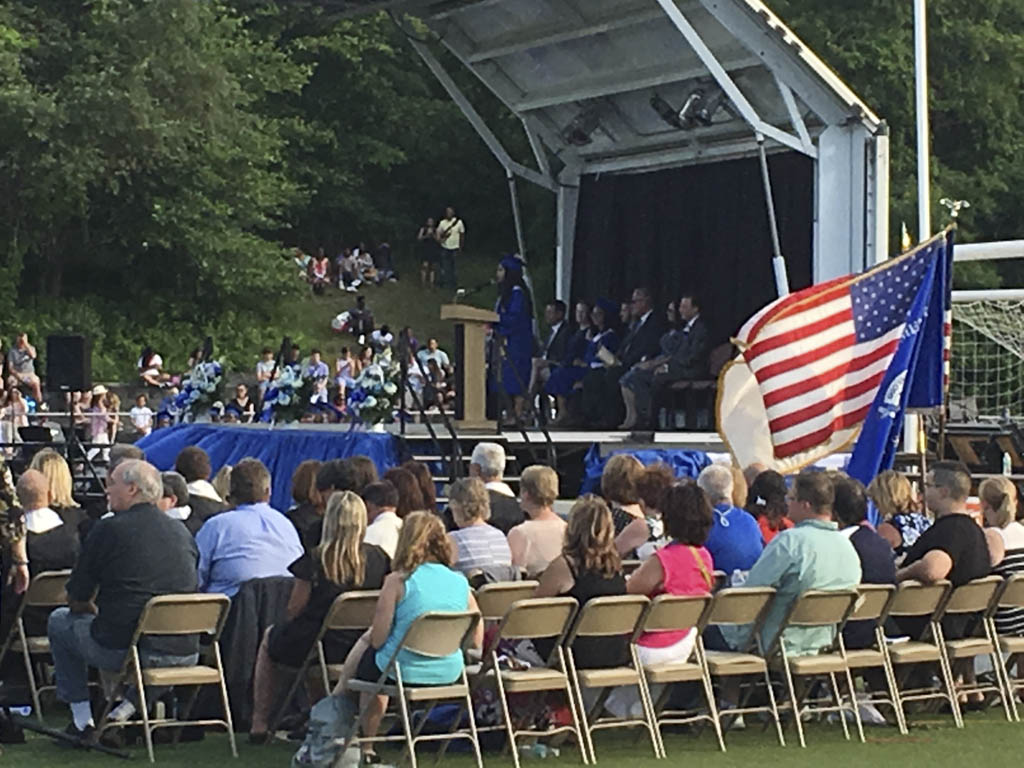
[250,490,390,740]
[981,477,1024,636]
[535,495,628,668]
[335,511,483,763]
[29,449,79,510]
[869,469,930,563]
[508,465,566,577]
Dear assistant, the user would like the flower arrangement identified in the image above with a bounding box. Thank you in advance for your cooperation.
[260,365,315,424]
[347,348,401,426]
[173,360,224,421]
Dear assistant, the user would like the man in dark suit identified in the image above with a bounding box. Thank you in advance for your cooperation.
[582,286,663,428]
[647,294,711,428]
[469,442,523,534]
[529,300,571,423]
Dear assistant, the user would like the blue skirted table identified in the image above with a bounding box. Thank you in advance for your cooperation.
[137,424,400,513]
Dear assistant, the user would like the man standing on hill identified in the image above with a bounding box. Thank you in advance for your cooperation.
[436,206,465,290]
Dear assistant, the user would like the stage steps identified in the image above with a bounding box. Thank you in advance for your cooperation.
[401,433,519,510]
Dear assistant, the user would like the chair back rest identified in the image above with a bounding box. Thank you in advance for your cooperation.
[136,594,231,640]
[786,590,858,627]
[475,581,539,621]
[24,570,71,608]
[706,587,775,626]
[999,572,1024,609]
[712,571,728,592]
[567,595,649,642]
[324,590,380,633]
[643,594,712,635]
[944,575,1004,615]
[400,611,480,658]
[888,580,951,620]
[495,597,577,646]
[621,560,642,576]
[708,343,735,377]
[851,584,896,623]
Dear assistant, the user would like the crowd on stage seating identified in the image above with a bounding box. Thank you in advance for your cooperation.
[0,435,1023,760]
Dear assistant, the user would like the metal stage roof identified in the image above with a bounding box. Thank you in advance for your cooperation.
[302,0,890,288]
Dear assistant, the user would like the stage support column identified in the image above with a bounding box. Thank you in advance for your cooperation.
[441,303,499,432]
[556,167,580,301]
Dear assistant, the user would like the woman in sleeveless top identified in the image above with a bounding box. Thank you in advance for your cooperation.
[601,454,645,536]
[334,512,483,763]
[606,482,715,717]
[981,477,1024,636]
[535,495,627,669]
[869,470,931,564]
[616,463,675,558]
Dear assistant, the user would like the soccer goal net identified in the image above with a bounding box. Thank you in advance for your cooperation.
[951,291,1024,420]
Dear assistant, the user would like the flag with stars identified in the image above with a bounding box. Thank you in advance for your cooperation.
[717,234,946,474]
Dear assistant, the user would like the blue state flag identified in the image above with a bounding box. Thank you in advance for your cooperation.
[905,231,954,408]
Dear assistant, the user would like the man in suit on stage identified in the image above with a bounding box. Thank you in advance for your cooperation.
[528,300,571,422]
[582,286,663,428]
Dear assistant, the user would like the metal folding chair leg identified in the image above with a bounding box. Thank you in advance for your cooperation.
[16,621,44,724]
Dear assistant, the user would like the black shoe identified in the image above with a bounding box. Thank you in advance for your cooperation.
[99,726,127,750]
[55,721,95,748]
[362,752,382,765]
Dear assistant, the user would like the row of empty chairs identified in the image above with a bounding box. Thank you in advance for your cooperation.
[6,571,1024,762]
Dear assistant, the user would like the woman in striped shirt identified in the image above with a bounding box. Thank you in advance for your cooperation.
[981,476,1024,636]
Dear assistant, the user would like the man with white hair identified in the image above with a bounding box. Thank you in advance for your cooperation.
[469,442,524,534]
[697,463,763,581]
[47,459,200,741]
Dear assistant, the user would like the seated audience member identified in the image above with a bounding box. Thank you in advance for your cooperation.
[896,461,993,641]
[16,469,82,576]
[416,338,451,372]
[334,511,483,763]
[611,481,715,716]
[30,449,84,518]
[196,458,304,597]
[742,462,768,488]
[467,442,523,534]
[620,294,709,430]
[349,295,375,339]
[710,471,861,657]
[382,467,425,518]
[226,384,256,423]
[602,453,645,535]
[48,460,199,740]
[348,456,380,491]
[508,465,566,578]
[212,465,232,503]
[304,349,330,384]
[728,465,748,508]
[832,474,896,649]
[981,476,1024,636]
[249,491,391,740]
[157,471,197,533]
[401,460,437,514]
[174,446,225,531]
[744,470,793,543]
[362,481,403,558]
[869,469,931,564]
[447,477,515,582]
[288,459,323,547]
[302,459,367,550]
[535,495,628,668]
[616,462,675,557]
[697,464,763,581]
[581,287,662,428]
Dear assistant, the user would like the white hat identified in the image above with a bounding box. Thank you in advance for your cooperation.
[91,385,108,396]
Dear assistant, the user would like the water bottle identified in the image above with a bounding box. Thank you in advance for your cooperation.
[731,569,748,587]
[9,706,31,717]
[1003,452,1012,476]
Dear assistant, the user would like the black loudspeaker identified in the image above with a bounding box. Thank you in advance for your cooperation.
[46,335,91,392]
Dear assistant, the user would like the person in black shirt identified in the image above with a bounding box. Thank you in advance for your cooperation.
[287,459,323,547]
[896,461,995,640]
[832,475,896,649]
[249,490,390,741]
[47,460,199,741]
[174,446,225,532]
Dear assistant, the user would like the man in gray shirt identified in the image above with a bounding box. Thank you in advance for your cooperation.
[6,332,43,403]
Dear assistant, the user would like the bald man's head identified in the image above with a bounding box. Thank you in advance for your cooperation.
[17,469,50,511]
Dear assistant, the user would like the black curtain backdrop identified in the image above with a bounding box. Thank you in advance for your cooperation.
[571,152,814,346]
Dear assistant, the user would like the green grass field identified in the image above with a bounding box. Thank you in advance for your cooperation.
[8,708,1024,767]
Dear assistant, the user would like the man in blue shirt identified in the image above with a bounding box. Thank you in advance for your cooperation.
[697,464,763,579]
[196,458,303,597]
[303,348,330,382]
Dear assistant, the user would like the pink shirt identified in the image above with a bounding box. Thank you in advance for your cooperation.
[638,542,714,648]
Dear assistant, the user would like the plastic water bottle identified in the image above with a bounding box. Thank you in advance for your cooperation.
[1003,451,1012,476]
[9,706,31,718]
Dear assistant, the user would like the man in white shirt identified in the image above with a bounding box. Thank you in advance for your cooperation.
[130,394,153,437]
[436,206,465,290]
[416,338,451,372]
[361,481,402,559]
[468,442,523,534]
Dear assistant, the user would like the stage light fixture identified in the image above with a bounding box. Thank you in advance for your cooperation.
[650,94,683,129]
[560,108,601,146]
[651,87,731,131]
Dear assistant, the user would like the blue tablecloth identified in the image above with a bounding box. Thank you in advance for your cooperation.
[579,444,712,495]
[137,424,400,512]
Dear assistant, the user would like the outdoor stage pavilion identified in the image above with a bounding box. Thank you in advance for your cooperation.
[247,0,889,484]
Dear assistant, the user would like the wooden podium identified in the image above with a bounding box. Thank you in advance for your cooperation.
[441,303,498,431]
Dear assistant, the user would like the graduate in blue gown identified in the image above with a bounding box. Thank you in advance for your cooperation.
[491,255,534,420]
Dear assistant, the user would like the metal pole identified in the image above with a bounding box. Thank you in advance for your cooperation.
[914,0,931,241]
[757,135,789,297]
[507,170,527,260]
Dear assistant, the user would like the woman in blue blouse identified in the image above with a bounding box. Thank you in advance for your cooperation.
[491,255,534,421]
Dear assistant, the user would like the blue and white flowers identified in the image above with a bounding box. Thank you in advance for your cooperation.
[348,348,401,425]
[260,364,314,424]
[173,360,224,421]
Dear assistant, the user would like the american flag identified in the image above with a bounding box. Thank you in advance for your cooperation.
[735,247,935,459]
